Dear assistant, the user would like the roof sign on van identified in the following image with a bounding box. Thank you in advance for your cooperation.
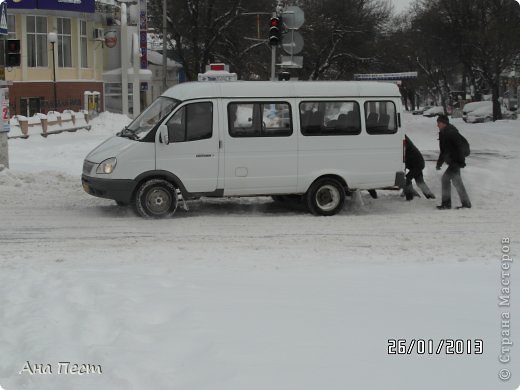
[198,63,238,82]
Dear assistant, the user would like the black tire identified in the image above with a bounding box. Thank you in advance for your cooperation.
[306,178,345,216]
[135,179,178,218]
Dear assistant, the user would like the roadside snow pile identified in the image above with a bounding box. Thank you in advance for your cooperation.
[0,168,105,210]
[0,168,74,190]
[89,111,132,137]
[0,167,24,187]
[7,112,131,175]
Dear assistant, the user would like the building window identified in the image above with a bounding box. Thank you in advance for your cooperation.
[27,16,48,68]
[105,83,134,114]
[57,18,72,68]
[80,20,88,68]
[20,97,43,117]
[7,15,16,39]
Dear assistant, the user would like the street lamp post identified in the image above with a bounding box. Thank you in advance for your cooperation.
[117,0,138,117]
[48,32,58,112]
[162,0,167,93]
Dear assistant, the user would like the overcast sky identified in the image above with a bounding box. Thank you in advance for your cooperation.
[392,0,413,13]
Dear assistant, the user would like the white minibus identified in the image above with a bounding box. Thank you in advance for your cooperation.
[82,81,405,217]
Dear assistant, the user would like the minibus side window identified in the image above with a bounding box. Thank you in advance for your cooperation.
[228,102,292,137]
[364,101,397,134]
[299,101,361,136]
[165,102,213,143]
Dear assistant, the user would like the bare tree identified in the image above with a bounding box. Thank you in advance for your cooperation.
[148,0,244,81]
[399,0,520,119]
[438,0,520,120]
[296,0,392,80]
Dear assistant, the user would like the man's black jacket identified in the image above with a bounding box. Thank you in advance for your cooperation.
[437,124,466,169]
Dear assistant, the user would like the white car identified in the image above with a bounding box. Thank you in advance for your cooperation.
[412,105,432,115]
[466,105,517,123]
[462,101,491,122]
[422,106,444,117]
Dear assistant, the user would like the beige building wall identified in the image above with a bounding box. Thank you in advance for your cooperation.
[5,12,105,114]
[6,14,104,83]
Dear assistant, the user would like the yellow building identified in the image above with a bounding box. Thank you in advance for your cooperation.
[4,1,104,116]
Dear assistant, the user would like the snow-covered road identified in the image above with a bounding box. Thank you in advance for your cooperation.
[0,113,518,390]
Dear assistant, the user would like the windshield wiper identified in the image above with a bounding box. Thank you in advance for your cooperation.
[118,126,138,140]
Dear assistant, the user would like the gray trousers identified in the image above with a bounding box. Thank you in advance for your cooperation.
[406,169,434,198]
[441,165,471,207]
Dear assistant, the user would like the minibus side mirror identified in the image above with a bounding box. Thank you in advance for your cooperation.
[159,124,169,145]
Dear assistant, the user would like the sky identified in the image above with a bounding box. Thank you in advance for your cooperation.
[392,0,413,12]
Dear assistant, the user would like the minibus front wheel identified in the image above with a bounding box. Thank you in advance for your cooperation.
[306,178,345,216]
[135,179,178,218]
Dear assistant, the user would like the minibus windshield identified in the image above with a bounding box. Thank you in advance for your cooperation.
[120,97,180,140]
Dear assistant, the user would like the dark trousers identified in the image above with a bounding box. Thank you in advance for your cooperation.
[441,165,471,207]
[405,169,434,198]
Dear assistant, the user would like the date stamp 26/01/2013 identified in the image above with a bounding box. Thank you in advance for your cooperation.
[387,338,484,355]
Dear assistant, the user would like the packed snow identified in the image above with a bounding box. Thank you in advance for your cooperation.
[0,111,518,390]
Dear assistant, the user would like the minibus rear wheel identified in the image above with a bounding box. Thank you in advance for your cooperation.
[135,179,178,218]
[306,178,345,216]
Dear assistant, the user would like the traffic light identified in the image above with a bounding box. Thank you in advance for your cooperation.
[269,17,282,46]
[5,39,21,67]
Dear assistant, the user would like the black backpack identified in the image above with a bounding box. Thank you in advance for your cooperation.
[458,132,471,157]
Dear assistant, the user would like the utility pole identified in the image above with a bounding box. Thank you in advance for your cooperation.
[271,45,276,81]
[269,0,284,81]
[0,87,8,167]
[120,1,129,116]
[162,0,168,92]
[0,2,10,169]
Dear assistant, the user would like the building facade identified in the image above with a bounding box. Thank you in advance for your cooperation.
[146,49,181,102]
[4,0,104,116]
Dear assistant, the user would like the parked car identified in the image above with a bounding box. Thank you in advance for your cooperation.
[412,106,432,115]
[462,101,491,122]
[466,105,517,123]
[422,106,445,117]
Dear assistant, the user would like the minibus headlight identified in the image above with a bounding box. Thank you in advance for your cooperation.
[96,158,117,174]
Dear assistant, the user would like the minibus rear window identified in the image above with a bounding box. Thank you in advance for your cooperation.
[228,102,292,137]
[299,101,361,136]
[364,101,398,135]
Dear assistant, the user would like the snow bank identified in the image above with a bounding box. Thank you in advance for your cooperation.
[7,112,131,175]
